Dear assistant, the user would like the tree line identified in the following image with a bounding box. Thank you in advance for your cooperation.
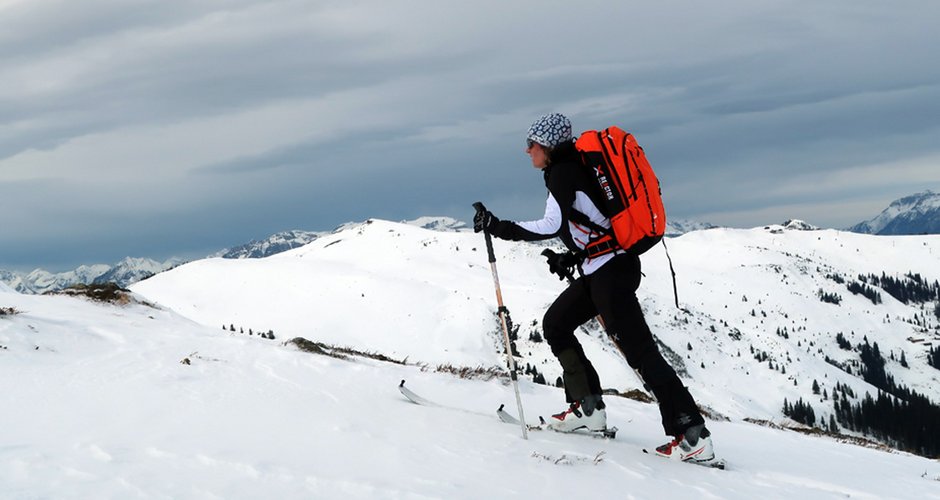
[859,272,939,305]
[929,345,940,371]
[834,389,940,458]
[790,338,940,458]
[844,339,940,457]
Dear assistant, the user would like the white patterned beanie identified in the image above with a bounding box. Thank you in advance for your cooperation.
[526,113,572,149]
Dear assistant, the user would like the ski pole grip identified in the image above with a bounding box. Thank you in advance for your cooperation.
[473,202,497,263]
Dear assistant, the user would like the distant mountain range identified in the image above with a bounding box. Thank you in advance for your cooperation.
[0,219,467,294]
[0,215,813,295]
[6,189,937,295]
[666,219,717,236]
[0,229,324,294]
[849,190,940,235]
[209,230,324,259]
[0,258,181,295]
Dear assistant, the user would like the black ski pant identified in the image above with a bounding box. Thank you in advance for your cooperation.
[542,253,705,437]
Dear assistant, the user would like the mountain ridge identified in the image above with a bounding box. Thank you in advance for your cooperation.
[10,186,940,296]
[0,216,715,293]
[850,190,940,235]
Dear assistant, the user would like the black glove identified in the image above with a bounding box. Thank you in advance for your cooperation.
[473,207,499,233]
[542,249,579,281]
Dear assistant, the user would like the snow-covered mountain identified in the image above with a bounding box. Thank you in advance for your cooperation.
[2,215,711,295]
[3,219,939,499]
[132,218,940,447]
[666,218,718,236]
[3,220,940,498]
[93,257,183,287]
[850,190,940,235]
[781,219,819,231]
[2,230,322,293]
[403,216,468,232]
[210,219,468,260]
[14,264,111,294]
[1,258,179,295]
[2,221,460,294]
[210,230,324,259]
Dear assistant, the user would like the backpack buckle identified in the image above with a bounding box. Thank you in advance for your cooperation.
[584,237,620,259]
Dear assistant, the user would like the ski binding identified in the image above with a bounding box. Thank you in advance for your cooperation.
[641,448,727,470]
[497,404,618,439]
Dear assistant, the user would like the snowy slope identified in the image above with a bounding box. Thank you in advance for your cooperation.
[640,225,940,420]
[135,219,556,369]
[132,219,940,426]
[2,283,939,499]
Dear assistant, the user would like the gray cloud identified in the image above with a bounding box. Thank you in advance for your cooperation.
[2,0,940,271]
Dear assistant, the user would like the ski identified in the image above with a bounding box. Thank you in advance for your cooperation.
[402,380,725,467]
[641,448,727,470]
[495,403,526,425]
[398,380,440,407]
[400,380,617,439]
[496,404,618,439]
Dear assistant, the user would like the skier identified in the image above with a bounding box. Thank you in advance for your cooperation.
[473,113,715,462]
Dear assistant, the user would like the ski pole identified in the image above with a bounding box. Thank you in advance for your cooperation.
[541,249,657,403]
[474,202,528,440]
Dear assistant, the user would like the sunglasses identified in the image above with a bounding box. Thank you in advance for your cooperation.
[526,139,541,149]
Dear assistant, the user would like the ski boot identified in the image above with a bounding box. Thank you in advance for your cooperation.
[548,395,607,433]
[654,424,716,463]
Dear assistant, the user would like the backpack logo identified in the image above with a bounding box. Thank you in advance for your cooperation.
[596,170,615,201]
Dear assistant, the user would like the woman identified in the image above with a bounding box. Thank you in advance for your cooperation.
[473,113,715,462]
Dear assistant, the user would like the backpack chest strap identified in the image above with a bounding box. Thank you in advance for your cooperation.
[569,209,621,259]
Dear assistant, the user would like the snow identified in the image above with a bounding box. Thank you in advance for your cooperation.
[2,220,940,498]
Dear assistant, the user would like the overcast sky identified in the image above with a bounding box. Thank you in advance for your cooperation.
[2,0,939,272]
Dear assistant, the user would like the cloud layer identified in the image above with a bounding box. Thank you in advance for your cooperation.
[2,0,939,270]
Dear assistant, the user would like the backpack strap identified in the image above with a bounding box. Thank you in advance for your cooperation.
[571,209,680,308]
[568,208,608,236]
[662,238,679,308]
[569,209,620,259]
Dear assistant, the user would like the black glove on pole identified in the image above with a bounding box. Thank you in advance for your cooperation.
[541,248,576,281]
[473,202,528,440]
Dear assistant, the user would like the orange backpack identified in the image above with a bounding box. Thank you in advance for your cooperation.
[573,126,666,257]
